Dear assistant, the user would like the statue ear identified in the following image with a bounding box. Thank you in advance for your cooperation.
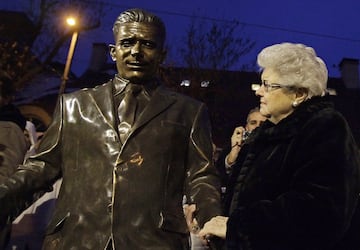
[109,44,116,61]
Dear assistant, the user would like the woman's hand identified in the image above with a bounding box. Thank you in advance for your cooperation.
[198,215,228,242]
[227,126,245,164]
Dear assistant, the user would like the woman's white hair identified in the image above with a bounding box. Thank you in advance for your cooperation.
[257,42,328,98]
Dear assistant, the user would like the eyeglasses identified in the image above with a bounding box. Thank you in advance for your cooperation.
[260,80,292,92]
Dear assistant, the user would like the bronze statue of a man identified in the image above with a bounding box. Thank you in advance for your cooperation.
[0,8,221,249]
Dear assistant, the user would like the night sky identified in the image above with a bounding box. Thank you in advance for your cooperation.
[1,0,360,77]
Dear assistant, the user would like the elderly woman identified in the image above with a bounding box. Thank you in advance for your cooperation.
[199,43,360,250]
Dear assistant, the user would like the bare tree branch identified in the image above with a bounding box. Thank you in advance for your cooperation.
[1,0,105,91]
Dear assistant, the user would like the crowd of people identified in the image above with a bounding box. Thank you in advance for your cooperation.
[0,72,29,249]
[1,7,360,250]
[0,71,60,249]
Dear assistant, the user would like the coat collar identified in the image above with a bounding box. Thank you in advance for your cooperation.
[113,75,161,98]
[89,79,176,135]
[131,85,176,131]
[252,96,334,142]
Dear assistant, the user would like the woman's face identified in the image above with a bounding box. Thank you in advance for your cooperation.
[256,68,297,124]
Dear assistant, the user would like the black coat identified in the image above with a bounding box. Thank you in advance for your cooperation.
[224,97,360,250]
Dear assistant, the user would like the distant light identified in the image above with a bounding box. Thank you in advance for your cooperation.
[200,80,210,87]
[180,80,191,87]
[66,17,77,27]
[251,83,260,91]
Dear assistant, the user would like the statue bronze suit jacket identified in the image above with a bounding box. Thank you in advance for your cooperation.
[0,80,221,249]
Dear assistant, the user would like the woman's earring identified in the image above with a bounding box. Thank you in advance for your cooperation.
[292,101,298,108]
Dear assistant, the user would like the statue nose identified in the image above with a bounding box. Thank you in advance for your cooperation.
[131,42,143,57]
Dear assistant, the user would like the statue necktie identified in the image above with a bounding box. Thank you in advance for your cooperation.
[118,84,142,143]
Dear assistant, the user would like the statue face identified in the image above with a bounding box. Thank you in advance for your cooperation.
[110,22,166,84]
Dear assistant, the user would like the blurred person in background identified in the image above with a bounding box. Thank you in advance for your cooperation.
[216,107,266,191]
[199,42,360,250]
[23,121,38,160]
[0,72,28,249]
[7,121,62,250]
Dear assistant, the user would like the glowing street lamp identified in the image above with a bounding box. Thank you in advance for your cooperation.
[58,16,79,96]
[66,17,76,26]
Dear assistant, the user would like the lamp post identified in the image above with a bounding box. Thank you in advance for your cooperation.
[58,17,78,97]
